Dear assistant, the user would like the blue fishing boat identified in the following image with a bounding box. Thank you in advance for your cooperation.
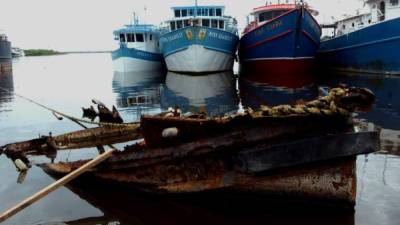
[159,4,239,73]
[318,0,400,75]
[239,1,321,86]
[112,16,164,73]
[0,32,11,61]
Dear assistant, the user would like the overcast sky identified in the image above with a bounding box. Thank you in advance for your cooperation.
[0,0,364,51]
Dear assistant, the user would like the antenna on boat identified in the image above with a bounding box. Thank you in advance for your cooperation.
[195,0,198,17]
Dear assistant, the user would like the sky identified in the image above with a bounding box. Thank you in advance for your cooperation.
[0,0,365,51]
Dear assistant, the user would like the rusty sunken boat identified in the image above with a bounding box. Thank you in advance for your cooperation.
[1,87,380,207]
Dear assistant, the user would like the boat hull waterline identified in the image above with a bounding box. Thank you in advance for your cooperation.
[240,8,321,85]
[318,17,400,75]
[160,26,239,73]
[112,47,164,73]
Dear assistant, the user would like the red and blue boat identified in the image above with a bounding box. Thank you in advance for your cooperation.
[239,1,321,87]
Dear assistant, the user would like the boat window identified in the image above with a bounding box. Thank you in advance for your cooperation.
[150,34,152,41]
[136,33,144,42]
[184,19,191,27]
[211,19,218,28]
[119,33,126,42]
[209,8,215,16]
[342,24,346,29]
[197,9,201,16]
[219,20,225,29]
[390,0,398,6]
[127,33,133,42]
[352,23,355,27]
[216,8,222,16]
[177,20,183,29]
[259,10,289,22]
[182,9,188,17]
[175,10,181,17]
[189,9,194,16]
[202,19,210,27]
[368,19,372,24]
[170,21,176,31]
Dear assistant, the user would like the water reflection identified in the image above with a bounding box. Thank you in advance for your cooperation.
[239,78,319,109]
[318,74,400,130]
[0,65,14,118]
[61,180,355,225]
[112,70,165,120]
[161,71,239,116]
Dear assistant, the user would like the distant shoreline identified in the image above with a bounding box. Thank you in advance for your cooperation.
[24,49,112,56]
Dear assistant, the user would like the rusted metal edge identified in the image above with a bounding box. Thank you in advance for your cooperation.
[238,131,380,173]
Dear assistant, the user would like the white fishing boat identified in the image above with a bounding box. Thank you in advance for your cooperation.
[112,16,164,73]
[159,3,239,74]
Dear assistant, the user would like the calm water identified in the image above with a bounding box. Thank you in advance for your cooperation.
[0,54,399,225]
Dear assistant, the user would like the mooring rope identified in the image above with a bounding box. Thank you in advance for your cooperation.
[0,86,139,127]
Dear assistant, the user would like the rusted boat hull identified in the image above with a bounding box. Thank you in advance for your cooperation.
[1,124,140,156]
[40,131,378,205]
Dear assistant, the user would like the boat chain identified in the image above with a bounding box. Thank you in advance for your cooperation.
[0,86,138,127]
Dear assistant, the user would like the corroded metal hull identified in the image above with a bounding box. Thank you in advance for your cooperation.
[41,130,378,205]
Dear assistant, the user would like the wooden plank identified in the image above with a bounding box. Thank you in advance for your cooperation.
[238,131,380,173]
[0,149,116,223]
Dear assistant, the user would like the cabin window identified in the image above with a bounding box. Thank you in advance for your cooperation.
[197,9,201,16]
[175,10,181,17]
[211,19,218,28]
[202,19,210,27]
[119,33,125,42]
[390,0,398,6]
[182,9,188,17]
[127,33,133,42]
[342,24,346,29]
[352,23,355,27]
[136,33,144,42]
[368,19,372,23]
[177,20,183,29]
[150,34,152,41]
[189,9,194,16]
[259,10,288,22]
[170,22,176,31]
[184,20,191,27]
[219,20,225,29]
[209,8,215,16]
[216,8,222,16]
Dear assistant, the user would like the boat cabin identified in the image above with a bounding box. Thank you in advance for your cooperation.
[244,2,318,33]
[165,6,237,33]
[333,0,400,36]
[114,24,160,52]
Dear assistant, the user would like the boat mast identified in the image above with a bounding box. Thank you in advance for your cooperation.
[195,0,198,17]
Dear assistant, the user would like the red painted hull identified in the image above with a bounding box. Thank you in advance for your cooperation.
[240,58,316,88]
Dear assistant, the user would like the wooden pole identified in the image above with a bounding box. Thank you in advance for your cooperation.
[0,149,116,223]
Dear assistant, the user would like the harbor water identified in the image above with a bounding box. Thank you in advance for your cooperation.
[0,53,399,225]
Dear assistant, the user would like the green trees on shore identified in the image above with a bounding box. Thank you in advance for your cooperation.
[24,49,63,56]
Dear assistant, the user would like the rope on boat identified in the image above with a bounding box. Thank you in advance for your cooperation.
[0,86,139,127]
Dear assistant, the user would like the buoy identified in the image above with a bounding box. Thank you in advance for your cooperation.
[162,127,179,138]
[14,159,28,172]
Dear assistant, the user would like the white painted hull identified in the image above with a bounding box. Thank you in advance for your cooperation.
[165,45,234,73]
[113,57,163,73]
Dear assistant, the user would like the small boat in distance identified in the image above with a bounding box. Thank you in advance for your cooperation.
[239,1,321,87]
[112,16,164,73]
[318,0,400,75]
[11,47,25,58]
[0,31,11,61]
[159,4,239,74]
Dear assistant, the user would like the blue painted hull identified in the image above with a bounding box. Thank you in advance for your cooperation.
[111,46,163,62]
[160,26,239,73]
[239,8,320,86]
[0,40,11,60]
[317,17,400,75]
